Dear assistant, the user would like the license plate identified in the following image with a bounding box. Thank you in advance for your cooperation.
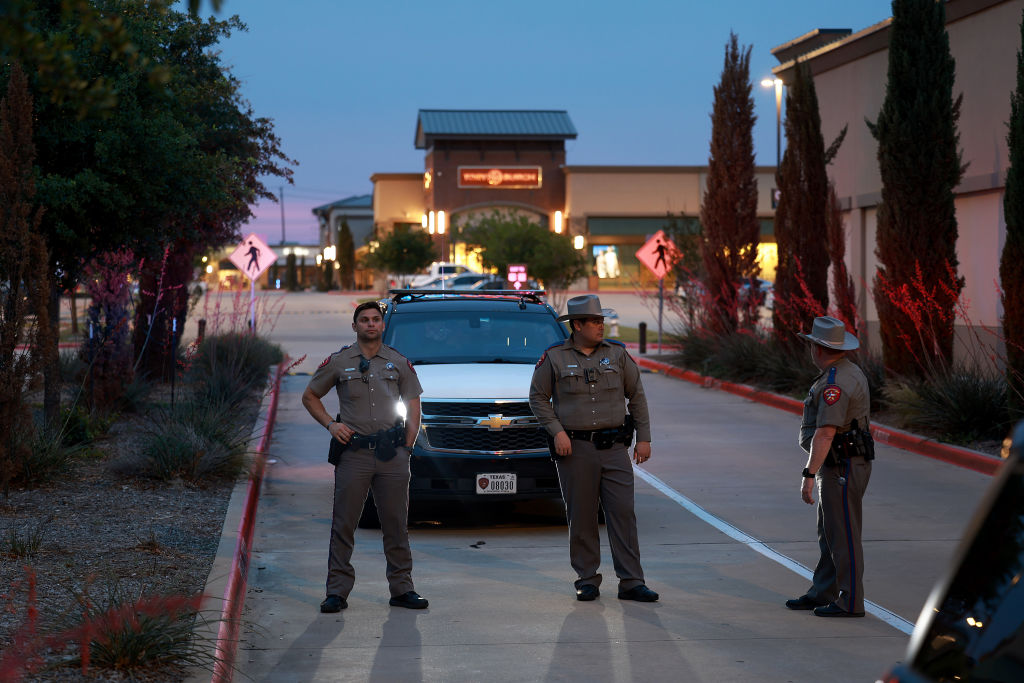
[476,473,517,495]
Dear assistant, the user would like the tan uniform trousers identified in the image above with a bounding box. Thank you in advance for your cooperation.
[555,438,645,591]
[808,456,872,613]
[327,445,414,599]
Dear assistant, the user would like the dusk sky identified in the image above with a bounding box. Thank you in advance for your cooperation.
[209,1,897,245]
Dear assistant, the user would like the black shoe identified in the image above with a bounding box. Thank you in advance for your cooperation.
[320,594,347,613]
[389,591,429,609]
[618,585,659,602]
[785,594,828,610]
[813,602,864,618]
[576,584,600,601]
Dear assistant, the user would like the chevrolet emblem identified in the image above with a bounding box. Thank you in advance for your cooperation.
[479,414,513,430]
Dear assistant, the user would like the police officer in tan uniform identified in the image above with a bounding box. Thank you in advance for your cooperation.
[302,301,427,612]
[530,295,659,603]
[786,316,873,617]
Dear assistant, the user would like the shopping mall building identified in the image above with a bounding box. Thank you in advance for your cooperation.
[309,0,1016,355]
[362,109,779,291]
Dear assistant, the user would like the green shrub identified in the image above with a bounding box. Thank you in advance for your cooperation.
[5,517,48,558]
[59,405,114,447]
[753,340,819,396]
[61,582,220,676]
[186,332,283,404]
[14,425,85,487]
[884,364,1010,443]
[128,398,251,481]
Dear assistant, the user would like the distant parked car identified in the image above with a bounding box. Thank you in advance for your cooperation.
[472,277,541,292]
[417,272,489,290]
[674,277,773,308]
[405,262,478,288]
[879,421,1024,683]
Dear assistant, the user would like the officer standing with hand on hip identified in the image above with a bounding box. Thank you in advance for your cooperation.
[302,301,428,613]
[786,316,873,617]
[530,294,659,603]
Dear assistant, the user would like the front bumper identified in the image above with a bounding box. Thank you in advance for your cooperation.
[409,447,562,502]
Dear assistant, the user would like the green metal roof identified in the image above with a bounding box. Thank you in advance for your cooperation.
[415,109,577,148]
[311,193,373,214]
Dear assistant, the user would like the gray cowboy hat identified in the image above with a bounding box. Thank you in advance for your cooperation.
[800,316,859,351]
[557,294,606,322]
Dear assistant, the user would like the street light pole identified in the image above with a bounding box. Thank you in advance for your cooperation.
[761,78,783,167]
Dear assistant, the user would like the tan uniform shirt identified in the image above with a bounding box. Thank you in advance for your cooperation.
[529,338,652,442]
[799,357,870,453]
[307,344,422,435]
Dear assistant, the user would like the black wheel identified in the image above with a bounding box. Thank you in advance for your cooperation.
[357,492,381,529]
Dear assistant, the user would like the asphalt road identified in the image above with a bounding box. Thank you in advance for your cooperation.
[189,291,995,682]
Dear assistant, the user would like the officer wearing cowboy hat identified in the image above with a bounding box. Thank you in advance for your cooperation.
[529,294,659,603]
[786,316,872,617]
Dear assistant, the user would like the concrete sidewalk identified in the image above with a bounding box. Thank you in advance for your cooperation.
[190,368,995,682]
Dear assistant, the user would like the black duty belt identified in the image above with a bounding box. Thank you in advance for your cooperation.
[566,428,620,441]
[565,425,630,451]
[349,432,387,450]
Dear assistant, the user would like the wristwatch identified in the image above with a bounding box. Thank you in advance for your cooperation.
[802,467,817,479]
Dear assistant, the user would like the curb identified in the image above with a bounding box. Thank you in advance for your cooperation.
[634,356,1003,477]
[211,359,287,682]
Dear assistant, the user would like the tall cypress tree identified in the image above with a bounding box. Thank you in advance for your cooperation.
[700,32,759,334]
[868,0,964,376]
[773,61,831,341]
[1001,10,1024,412]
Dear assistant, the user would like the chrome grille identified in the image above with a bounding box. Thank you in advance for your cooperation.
[420,400,547,454]
[423,427,548,451]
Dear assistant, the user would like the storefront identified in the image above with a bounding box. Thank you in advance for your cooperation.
[365,109,778,290]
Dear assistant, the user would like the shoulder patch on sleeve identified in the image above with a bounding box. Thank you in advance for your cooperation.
[823,386,842,406]
[318,345,351,369]
[407,359,417,375]
[536,341,562,368]
[607,339,626,348]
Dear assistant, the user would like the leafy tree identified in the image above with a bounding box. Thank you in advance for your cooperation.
[0,63,54,493]
[459,213,588,308]
[365,226,435,286]
[337,220,355,290]
[773,61,842,341]
[81,248,136,411]
[868,0,965,376]
[2,2,294,391]
[700,32,760,334]
[1002,9,1024,413]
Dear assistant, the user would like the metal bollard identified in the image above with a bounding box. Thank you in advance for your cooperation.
[638,322,647,355]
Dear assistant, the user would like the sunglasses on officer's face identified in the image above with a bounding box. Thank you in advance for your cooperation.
[359,357,370,382]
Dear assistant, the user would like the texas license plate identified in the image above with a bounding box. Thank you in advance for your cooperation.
[476,473,517,494]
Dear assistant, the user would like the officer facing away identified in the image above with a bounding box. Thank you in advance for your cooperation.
[302,301,427,613]
[787,316,873,617]
[529,294,659,603]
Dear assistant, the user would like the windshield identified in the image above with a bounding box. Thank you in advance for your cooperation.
[385,310,565,364]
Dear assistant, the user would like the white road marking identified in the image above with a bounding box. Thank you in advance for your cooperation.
[634,466,916,635]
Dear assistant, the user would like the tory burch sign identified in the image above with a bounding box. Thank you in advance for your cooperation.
[458,166,542,189]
